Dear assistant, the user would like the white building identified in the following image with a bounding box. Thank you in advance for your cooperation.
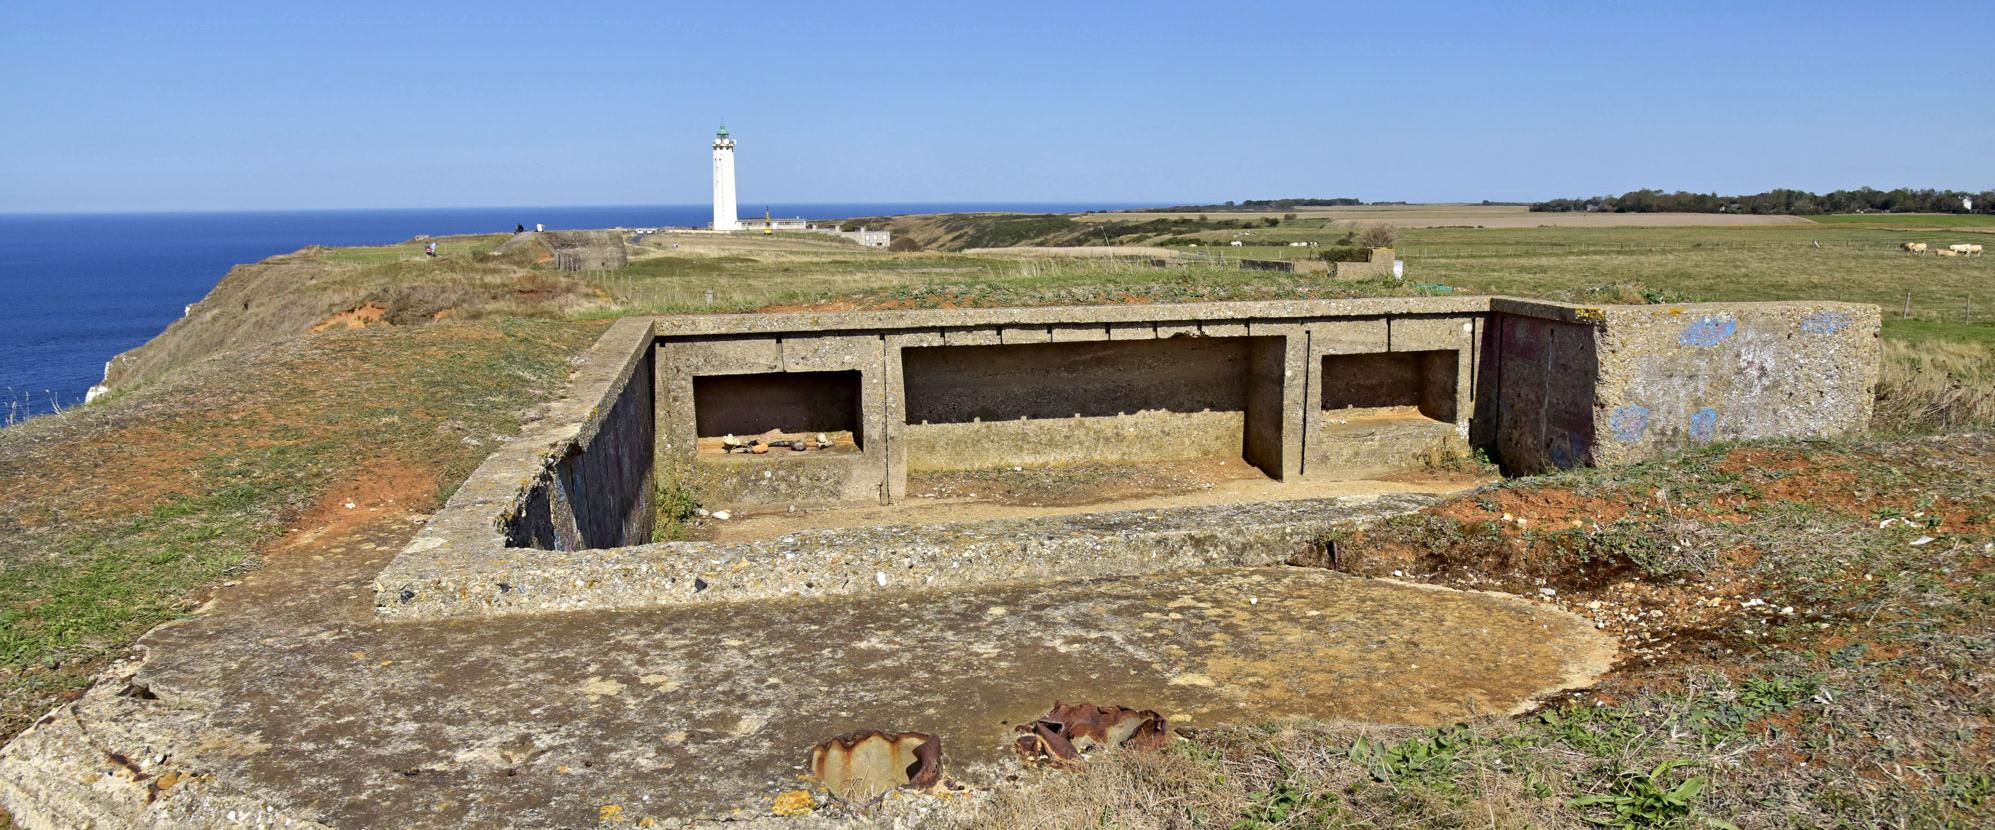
[841,228,891,248]
[711,126,740,231]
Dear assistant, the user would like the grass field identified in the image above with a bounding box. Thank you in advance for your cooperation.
[1074,203,1817,229]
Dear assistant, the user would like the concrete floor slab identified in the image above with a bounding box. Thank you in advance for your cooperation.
[1,509,1612,828]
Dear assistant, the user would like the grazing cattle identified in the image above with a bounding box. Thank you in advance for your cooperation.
[1901,241,1928,253]
[1936,248,1961,258]
[1964,244,1984,256]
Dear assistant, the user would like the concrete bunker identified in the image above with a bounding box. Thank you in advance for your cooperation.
[380,299,1879,619]
[899,337,1289,478]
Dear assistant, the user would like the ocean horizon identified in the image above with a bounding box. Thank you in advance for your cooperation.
[0,202,1157,418]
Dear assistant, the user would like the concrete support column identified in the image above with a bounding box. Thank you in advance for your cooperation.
[1243,322,1309,481]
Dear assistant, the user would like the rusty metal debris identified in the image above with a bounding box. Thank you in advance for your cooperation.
[1013,701,1168,766]
[808,729,943,802]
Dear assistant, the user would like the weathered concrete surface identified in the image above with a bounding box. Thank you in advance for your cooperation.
[1312,410,1465,479]
[1588,302,1879,465]
[376,492,1436,620]
[0,512,1614,828]
[1484,300,1879,473]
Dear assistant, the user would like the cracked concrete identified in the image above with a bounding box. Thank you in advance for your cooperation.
[0,505,1612,828]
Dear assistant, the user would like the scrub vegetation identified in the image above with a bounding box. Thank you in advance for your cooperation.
[0,208,1989,827]
[963,435,1993,829]
[0,320,596,737]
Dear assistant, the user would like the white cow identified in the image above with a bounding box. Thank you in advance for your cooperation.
[1936,248,1961,258]
[1901,241,1928,253]
[1949,243,1984,256]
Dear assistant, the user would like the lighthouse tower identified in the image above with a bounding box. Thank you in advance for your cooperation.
[711,126,740,232]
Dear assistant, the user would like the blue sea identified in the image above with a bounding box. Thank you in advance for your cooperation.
[0,202,1151,418]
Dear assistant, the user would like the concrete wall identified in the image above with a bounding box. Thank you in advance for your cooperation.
[656,332,891,507]
[900,337,1274,471]
[1588,303,1878,466]
[1483,312,1601,473]
[1484,300,1879,474]
[421,299,1878,541]
[376,298,1879,615]
[506,333,655,550]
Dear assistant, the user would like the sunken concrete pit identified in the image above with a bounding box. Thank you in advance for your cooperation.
[374,297,1878,620]
[0,296,1883,828]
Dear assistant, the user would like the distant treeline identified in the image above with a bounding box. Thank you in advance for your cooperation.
[1531,188,1993,215]
[1136,198,1365,212]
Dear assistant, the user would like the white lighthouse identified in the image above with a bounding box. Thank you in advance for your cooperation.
[711,126,740,232]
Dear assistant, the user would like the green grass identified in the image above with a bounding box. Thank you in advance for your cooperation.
[310,233,516,266]
[0,319,597,735]
[581,251,1443,316]
[1807,213,1995,229]
[682,216,1995,348]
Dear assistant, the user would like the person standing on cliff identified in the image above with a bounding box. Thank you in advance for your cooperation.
[515,223,525,234]
[425,241,437,257]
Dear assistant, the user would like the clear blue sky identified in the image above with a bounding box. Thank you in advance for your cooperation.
[3,1,1989,212]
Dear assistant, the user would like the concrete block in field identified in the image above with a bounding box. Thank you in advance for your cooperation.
[376,297,1880,623]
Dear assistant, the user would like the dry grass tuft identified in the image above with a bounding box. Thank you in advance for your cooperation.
[959,722,1559,830]
[1874,339,1995,432]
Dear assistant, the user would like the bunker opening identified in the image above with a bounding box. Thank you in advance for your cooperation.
[1311,349,1464,479]
[1321,350,1458,423]
[900,336,1289,479]
[692,370,864,455]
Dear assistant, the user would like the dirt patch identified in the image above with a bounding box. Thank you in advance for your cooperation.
[309,302,388,332]
[1438,486,1631,527]
[281,460,438,552]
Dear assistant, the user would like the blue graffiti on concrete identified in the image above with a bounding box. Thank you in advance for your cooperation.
[1609,404,1650,443]
[1689,407,1718,442]
[1801,310,1851,334]
[1679,316,1737,347]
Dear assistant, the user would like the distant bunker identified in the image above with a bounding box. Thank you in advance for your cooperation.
[494,229,629,271]
[377,297,1877,619]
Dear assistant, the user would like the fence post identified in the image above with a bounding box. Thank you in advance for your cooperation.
[1904,289,1911,319]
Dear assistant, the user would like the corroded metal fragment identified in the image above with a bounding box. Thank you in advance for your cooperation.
[1013,701,1168,766]
[808,729,942,801]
